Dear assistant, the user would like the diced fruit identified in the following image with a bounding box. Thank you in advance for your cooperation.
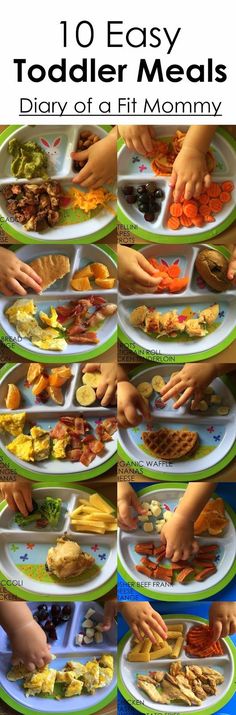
[90,263,109,279]
[27,363,43,384]
[5,384,21,409]
[82,371,101,388]
[49,366,72,387]
[95,278,115,289]
[70,277,92,291]
[76,385,96,406]
[32,374,49,396]
[48,386,64,405]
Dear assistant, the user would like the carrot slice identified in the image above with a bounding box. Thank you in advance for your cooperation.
[209,198,223,213]
[180,215,193,228]
[167,264,181,278]
[169,202,183,218]
[199,204,211,217]
[220,191,231,203]
[167,217,180,230]
[169,277,189,293]
[207,182,221,197]
[183,201,198,218]
[192,215,204,227]
[205,214,215,223]
[221,180,234,192]
[199,193,209,204]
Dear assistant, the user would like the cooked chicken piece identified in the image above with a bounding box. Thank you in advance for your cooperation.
[191,680,207,700]
[199,304,219,325]
[159,310,179,332]
[201,682,217,696]
[185,318,208,337]
[149,672,165,684]
[162,676,191,706]
[169,661,183,677]
[137,678,170,704]
[137,675,160,685]
[100,303,117,316]
[144,311,161,333]
[201,667,224,684]
[174,674,203,705]
[130,306,148,327]
[46,536,95,579]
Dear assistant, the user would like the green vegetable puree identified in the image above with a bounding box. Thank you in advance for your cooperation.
[8,138,48,179]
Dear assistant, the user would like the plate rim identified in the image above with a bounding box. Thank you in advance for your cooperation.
[118,483,236,601]
[118,614,236,715]
[117,127,236,244]
[0,482,117,600]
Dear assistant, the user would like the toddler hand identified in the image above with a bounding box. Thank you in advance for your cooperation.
[82,362,117,405]
[0,480,33,517]
[170,146,211,202]
[101,599,117,631]
[161,513,198,562]
[10,620,51,671]
[118,381,150,428]
[118,247,160,294]
[118,126,156,156]
[71,133,116,189]
[118,483,147,530]
[120,602,167,644]
[0,248,42,296]
[161,363,216,408]
[209,602,236,642]
[227,252,236,283]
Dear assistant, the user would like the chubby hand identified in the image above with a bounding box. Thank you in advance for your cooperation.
[118,125,156,156]
[118,483,147,530]
[0,480,33,517]
[170,146,212,202]
[161,513,198,562]
[10,620,51,671]
[118,246,161,294]
[118,381,150,428]
[0,248,42,296]
[209,602,236,643]
[71,134,116,189]
[101,599,117,631]
[82,362,117,405]
[227,251,236,284]
[160,363,216,408]
[120,602,168,644]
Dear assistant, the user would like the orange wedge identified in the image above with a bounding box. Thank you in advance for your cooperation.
[5,384,21,409]
[32,374,49,396]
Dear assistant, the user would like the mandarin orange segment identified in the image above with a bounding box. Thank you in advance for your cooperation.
[71,277,92,291]
[5,384,21,409]
[90,262,109,279]
[49,366,72,387]
[31,374,49,396]
[95,278,116,289]
[26,362,43,384]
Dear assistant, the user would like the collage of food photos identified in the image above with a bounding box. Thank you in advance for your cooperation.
[0,122,235,715]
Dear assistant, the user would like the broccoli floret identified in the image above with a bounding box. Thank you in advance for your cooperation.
[40,497,62,527]
[15,499,41,527]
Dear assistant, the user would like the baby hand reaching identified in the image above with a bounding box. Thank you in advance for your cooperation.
[170,146,211,202]
[10,620,51,671]
[118,247,161,294]
[71,132,116,189]
[209,602,236,643]
[118,483,147,530]
[118,125,156,156]
[160,363,217,408]
[118,381,150,428]
[82,363,117,405]
[0,247,42,296]
[0,479,33,517]
[227,247,236,283]
[161,513,198,562]
[120,602,167,644]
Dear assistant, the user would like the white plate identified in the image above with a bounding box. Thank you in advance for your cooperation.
[0,600,116,714]
[0,363,117,479]
[118,365,236,477]
[0,125,116,242]
[0,487,117,598]
[117,126,236,240]
[118,487,236,599]
[0,243,117,361]
[119,616,234,714]
[118,245,236,361]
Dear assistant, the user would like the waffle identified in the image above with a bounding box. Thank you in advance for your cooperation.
[142,428,199,460]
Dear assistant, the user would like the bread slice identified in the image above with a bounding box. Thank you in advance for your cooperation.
[29,254,70,291]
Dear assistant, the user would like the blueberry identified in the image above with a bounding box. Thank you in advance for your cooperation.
[61,605,72,621]
[144,212,155,222]
[44,620,54,632]
[137,185,147,195]
[48,626,57,641]
[51,604,61,618]
[126,194,137,204]
[38,604,48,613]
[146,182,157,194]
[155,188,165,200]
[123,185,134,195]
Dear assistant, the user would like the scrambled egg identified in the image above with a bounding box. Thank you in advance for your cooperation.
[7,434,34,462]
[7,655,114,699]
[51,436,70,459]
[39,306,64,330]
[24,668,57,696]
[65,679,84,697]
[5,300,67,352]
[0,412,26,436]
[83,662,100,692]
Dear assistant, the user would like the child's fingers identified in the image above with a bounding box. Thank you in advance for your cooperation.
[24,661,36,672]
[209,618,222,643]
[227,262,236,280]
[19,270,43,293]
[82,363,101,373]
[78,174,97,188]
[117,411,130,429]
[165,541,174,560]
[71,149,89,162]
[173,387,193,408]
[8,278,27,296]
[137,395,150,420]
[5,493,17,511]
[192,540,199,554]
[101,384,115,406]
[72,163,92,184]
[193,180,203,199]
[132,137,149,156]
[184,179,196,201]
[151,612,168,640]
[204,173,211,189]
[169,168,177,189]
[170,547,183,563]
[161,381,183,403]
[138,253,158,276]
[22,265,42,285]
[131,493,147,516]
[96,380,107,400]
[230,619,236,635]
[173,176,185,202]
[118,499,137,530]
[142,622,158,644]
[132,624,143,641]
[132,265,160,288]
[13,491,29,517]
[23,490,33,514]
[129,281,158,294]
[124,403,142,426]
[0,282,14,296]
[140,130,155,154]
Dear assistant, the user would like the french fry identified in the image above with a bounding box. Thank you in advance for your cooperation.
[165,623,184,632]
[167,630,184,639]
[149,644,172,660]
[128,642,143,655]
[140,638,153,654]
[171,636,184,658]
[127,652,150,662]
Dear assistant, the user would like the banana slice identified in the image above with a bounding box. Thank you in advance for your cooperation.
[151,375,165,393]
[137,381,153,398]
[76,385,96,406]
[82,371,101,388]
[217,405,230,415]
